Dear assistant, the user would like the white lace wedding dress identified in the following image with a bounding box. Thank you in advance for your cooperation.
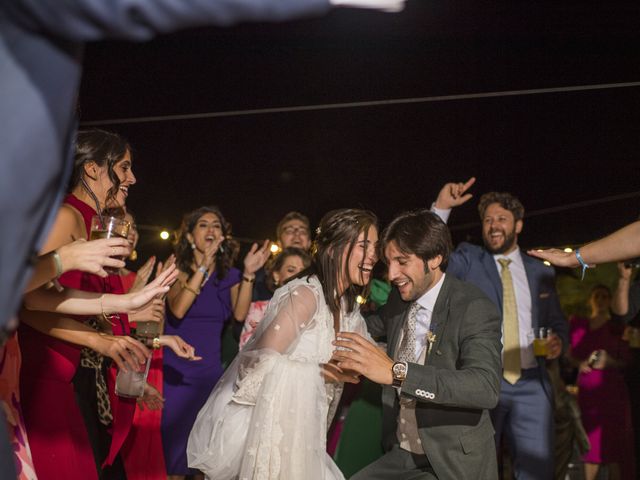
[187,275,372,480]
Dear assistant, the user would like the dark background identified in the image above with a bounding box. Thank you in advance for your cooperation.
[78,1,640,260]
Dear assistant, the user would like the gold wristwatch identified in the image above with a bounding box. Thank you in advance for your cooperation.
[392,361,408,388]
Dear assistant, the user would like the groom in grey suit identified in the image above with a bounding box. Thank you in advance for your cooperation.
[333,209,502,479]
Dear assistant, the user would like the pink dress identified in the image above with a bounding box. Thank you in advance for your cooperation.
[239,300,270,349]
[570,316,635,477]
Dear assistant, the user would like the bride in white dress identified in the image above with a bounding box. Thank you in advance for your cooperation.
[187,209,379,480]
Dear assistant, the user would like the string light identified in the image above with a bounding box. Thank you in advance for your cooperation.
[160,230,170,240]
[270,243,281,254]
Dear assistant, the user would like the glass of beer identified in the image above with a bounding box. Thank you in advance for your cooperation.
[533,327,551,357]
[90,215,130,273]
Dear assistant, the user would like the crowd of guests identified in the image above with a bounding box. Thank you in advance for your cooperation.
[0,128,639,480]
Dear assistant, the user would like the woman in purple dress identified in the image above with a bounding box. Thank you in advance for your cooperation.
[162,206,269,480]
[569,285,635,480]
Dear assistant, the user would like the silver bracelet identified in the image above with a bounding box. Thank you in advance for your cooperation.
[51,250,63,278]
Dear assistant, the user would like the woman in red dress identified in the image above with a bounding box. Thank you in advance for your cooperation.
[18,129,143,479]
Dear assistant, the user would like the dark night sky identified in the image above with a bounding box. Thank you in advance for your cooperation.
[78,1,640,260]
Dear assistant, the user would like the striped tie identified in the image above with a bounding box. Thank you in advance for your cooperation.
[498,258,521,384]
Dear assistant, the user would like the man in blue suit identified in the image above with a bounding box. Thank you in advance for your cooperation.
[0,0,403,475]
[432,182,568,479]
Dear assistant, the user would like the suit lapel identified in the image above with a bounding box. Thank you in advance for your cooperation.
[481,250,503,307]
[425,274,452,363]
[521,251,539,329]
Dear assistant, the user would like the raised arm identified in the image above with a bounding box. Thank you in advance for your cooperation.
[3,0,404,43]
[24,265,177,315]
[528,221,640,267]
[251,284,317,353]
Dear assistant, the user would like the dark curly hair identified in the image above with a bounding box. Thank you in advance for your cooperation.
[477,192,525,222]
[381,208,452,271]
[70,129,131,213]
[173,206,238,281]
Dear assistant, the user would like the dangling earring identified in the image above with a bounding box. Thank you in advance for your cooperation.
[190,242,196,250]
[129,249,138,261]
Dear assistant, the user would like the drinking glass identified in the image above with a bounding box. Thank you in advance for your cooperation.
[90,215,130,273]
[115,355,151,398]
[533,327,551,357]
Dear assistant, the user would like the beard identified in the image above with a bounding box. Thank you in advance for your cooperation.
[483,227,517,254]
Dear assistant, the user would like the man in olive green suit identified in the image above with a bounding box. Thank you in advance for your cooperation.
[333,209,502,479]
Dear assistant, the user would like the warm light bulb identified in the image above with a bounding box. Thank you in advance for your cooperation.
[160,230,170,240]
[563,247,573,253]
[543,261,551,267]
[270,243,281,254]
[356,295,367,305]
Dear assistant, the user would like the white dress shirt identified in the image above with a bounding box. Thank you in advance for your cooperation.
[412,273,446,360]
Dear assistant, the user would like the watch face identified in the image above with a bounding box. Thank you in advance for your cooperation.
[392,362,407,379]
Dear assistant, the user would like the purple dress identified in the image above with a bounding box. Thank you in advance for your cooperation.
[570,316,635,478]
[161,268,241,475]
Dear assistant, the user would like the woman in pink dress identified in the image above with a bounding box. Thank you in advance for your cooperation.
[239,247,311,349]
[569,285,635,480]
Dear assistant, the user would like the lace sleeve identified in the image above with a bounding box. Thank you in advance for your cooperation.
[232,283,319,404]
[250,284,318,354]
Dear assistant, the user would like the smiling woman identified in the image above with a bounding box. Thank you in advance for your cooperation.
[17,129,145,480]
[187,208,378,480]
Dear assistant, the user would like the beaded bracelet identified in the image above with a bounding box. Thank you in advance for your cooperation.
[197,265,209,281]
[574,248,591,280]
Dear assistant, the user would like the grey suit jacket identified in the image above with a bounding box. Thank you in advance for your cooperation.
[0,0,329,332]
[367,275,502,479]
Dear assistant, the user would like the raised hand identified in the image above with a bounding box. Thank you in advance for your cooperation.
[434,177,476,210]
[618,261,634,281]
[243,239,271,275]
[130,256,156,292]
[123,264,178,311]
[57,237,130,277]
[201,236,225,269]
[128,298,165,324]
[527,248,581,268]
[330,0,405,12]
